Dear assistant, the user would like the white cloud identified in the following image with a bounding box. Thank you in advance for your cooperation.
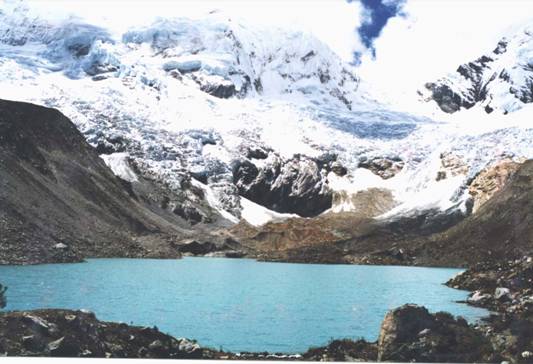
[5,0,363,61]
[357,0,533,109]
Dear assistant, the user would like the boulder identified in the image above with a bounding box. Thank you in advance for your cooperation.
[494,287,511,301]
[467,290,492,304]
[377,304,492,362]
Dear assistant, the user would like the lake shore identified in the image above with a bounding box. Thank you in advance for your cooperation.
[0,305,489,361]
[1,255,531,362]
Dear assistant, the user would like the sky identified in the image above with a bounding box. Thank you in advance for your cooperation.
[355,0,406,58]
[357,0,533,106]
[3,0,533,104]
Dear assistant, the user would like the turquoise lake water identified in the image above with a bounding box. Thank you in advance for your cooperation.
[0,257,488,353]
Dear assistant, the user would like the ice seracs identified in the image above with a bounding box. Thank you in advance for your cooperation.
[1,2,533,225]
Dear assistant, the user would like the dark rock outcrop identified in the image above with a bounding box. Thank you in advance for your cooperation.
[422,28,533,114]
[232,155,332,217]
[358,156,404,179]
[424,82,475,113]
[199,81,237,99]
[175,240,218,255]
[192,74,237,99]
[377,304,492,362]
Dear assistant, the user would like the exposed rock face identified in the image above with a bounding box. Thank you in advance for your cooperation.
[468,158,522,213]
[192,74,237,99]
[358,157,404,179]
[0,99,225,265]
[412,159,533,267]
[422,27,533,114]
[233,161,533,268]
[423,82,475,113]
[175,240,218,255]
[331,188,396,216]
[232,154,333,217]
[377,304,492,362]
[436,152,469,181]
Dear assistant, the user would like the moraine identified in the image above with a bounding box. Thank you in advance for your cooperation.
[0,257,488,353]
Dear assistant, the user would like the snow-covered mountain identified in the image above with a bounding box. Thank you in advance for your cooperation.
[1,2,532,226]
[421,25,533,114]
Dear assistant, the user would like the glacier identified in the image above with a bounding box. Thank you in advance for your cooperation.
[1,2,532,225]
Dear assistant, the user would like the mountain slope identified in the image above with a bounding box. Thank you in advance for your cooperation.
[1,3,533,228]
[422,25,533,114]
[412,159,533,266]
[0,99,228,264]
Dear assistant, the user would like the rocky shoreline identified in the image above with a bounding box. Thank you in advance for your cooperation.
[446,255,533,362]
[0,305,487,361]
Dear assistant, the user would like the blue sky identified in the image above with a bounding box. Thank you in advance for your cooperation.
[353,0,406,59]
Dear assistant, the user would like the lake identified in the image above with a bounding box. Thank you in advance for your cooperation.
[0,257,488,353]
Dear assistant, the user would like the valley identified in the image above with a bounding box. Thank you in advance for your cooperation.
[0,1,532,362]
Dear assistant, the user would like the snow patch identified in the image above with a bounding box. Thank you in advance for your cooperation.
[100,153,138,182]
[240,197,298,226]
[190,179,239,223]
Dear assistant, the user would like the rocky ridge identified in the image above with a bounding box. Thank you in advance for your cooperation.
[0,98,236,265]
[422,25,533,114]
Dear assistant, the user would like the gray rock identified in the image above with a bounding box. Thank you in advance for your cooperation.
[47,336,80,357]
[22,335,44,351]
[178,338,201,354]
[468,290,492,303]
[378,304,491,362]
[22,315,51,333]
[494,287,511,300]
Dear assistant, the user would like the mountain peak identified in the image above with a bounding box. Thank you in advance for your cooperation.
[421,25,533,114]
